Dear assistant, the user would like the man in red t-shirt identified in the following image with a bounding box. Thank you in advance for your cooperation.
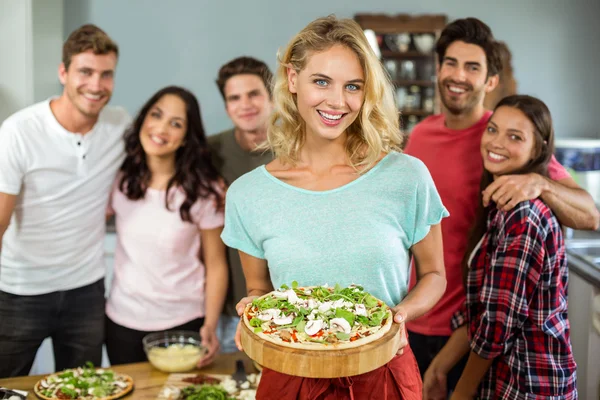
[404,17,600,394]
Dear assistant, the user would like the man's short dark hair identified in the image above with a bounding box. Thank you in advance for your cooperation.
[436,18,502,78]
[63,24,118,71]
[216,56,273,100]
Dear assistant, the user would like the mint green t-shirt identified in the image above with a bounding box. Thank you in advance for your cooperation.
[221,151,449,307]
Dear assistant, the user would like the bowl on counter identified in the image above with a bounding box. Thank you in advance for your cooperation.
[143,330,206,373]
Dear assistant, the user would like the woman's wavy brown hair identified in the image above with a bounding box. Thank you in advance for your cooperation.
[267,15,403,171]
[119,86,224,223]
[461,94,555,284]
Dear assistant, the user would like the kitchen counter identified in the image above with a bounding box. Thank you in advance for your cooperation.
[0,352,257,399]
[566,227,600,288]
[565,229,600,400]
[567,251,600,288]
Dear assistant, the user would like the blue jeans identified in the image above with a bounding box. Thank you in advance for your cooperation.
[408,330,469,396]
[0,279,105,378]
[216,314,239,353]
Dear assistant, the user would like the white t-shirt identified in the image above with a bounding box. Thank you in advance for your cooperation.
[105,181,224,331]
[0,99,131,295]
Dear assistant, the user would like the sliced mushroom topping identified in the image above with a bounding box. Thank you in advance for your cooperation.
[295,299,309,309]
[318,302,332,313]
[330,318,352,334]
[257,309,280,321]
[332,299,353,309]
[307,299,318,310]
[273,313,294,325]
[272,290,288,299]
[285,289,301,304]
[332,299,346,309]
[355,304,367,316]
[304,319,324,336]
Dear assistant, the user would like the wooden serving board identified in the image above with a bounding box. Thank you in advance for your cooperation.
[240,321,401,378]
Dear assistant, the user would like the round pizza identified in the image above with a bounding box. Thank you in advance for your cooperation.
[33,363,133,400]
[243,283,394,350]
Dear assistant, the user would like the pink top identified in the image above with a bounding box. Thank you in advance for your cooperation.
[106,180,224,331]
[405,112,570,336]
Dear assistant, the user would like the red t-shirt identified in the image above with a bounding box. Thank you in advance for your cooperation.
[404,111,570,336]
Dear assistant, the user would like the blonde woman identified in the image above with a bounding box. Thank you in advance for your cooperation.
[222,16,447,399]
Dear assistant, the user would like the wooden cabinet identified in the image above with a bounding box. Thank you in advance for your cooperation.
[354,14,447,133]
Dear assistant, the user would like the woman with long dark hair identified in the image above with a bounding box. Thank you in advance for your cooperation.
[423,95,577,400]
[105,86,228,367]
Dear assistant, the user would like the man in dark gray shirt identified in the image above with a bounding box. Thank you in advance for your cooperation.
[209,56,273,352]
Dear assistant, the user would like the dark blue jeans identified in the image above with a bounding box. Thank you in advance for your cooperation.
[0,279,105,378]
[408,330,469,396]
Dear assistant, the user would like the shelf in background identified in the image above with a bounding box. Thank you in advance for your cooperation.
[393,80,435,87]
[355,13,447,34]
[381,50,434,59]
[356,13,447,117]
[400,109,433,117]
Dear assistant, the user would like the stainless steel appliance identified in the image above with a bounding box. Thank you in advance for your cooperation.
[555,139,600,204]
[556,138,600,400]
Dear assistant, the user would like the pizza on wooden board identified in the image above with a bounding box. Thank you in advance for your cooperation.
[33,363,133,400]
[243,283,394,350]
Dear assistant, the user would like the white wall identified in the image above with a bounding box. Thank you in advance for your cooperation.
[0,0,105,376]
[63,0,600,139]
[0,1,33,122]
[0,0,63,124]
[32,0,64,102]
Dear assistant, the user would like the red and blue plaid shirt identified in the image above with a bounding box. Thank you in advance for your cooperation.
[452,199,577,399]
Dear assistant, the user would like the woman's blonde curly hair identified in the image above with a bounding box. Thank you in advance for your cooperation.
[267,15,404,171]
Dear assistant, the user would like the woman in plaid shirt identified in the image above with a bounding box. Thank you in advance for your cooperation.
[423,95,577,400]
